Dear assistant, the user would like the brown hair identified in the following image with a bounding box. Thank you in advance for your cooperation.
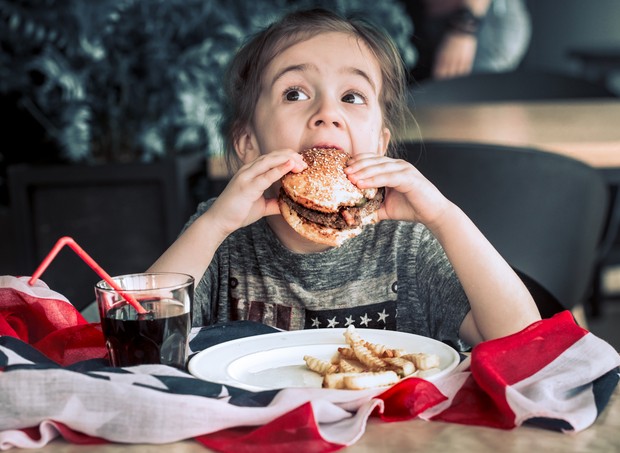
[222,8,410,173]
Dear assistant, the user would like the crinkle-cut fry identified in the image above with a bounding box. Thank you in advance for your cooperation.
[343,371,400,390]
[363,340,389,357]
[401,352,440,370]
[389,348,407,358]
[338,357,366,373]
[363,342,407,359]
[344,325,362,346]
[352,341,387,371]
[304,355,338,376]
[383,357,416,377]
[337,347,357,360]
[323,372,363,389]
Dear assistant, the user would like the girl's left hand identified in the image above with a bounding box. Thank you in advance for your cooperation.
[345,154,451,228]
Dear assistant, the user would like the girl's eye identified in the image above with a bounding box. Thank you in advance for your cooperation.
[284,88,309,102]
[342,92,366,105]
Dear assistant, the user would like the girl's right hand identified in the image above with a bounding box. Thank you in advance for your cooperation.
[206,150,307,238]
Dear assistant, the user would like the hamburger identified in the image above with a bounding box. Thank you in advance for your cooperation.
[278,147,383,247]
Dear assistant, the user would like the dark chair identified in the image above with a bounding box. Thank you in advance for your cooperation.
[403,141,609,318]
[410,70,617,106]
[7,155,207,312]
[590,170,620,316]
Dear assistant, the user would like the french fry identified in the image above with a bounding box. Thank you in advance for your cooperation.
[384,357,416,377]
[363,341,407,358]
[363,340,390,357]
[344,325,362,346]
[337,347,357,360]
[343,371,399,390]
[352,341,388,371]
[338,357,366,373]
[401,352,440,370]
[323,372,362,389]
[304,355,338,375]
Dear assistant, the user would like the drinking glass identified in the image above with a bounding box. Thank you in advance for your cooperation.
[95,272,193,368]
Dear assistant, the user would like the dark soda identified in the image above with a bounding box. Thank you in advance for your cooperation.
[102,298,190,368]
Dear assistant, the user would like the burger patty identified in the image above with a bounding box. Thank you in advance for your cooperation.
[280,188,384,230]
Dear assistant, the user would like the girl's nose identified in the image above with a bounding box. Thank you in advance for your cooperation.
[310,97,342,129]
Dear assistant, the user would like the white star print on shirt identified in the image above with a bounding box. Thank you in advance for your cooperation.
[359,313,371,326]
[311,317,321,328]
[377,309,389,324]
[327,317,340,328]
[344,315,355,327]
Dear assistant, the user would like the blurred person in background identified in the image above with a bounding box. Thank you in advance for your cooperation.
[407,0,531,81]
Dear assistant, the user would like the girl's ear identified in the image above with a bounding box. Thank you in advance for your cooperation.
[379,127,391,156]
[234,128,261,164]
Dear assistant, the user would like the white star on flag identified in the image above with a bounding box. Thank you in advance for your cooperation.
[56,395,119,430]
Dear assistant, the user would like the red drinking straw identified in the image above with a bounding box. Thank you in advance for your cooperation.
[28,236,146,314]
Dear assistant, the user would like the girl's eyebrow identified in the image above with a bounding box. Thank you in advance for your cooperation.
[270,63,377,94]
[271,64,312,87]
[346,67,377,94]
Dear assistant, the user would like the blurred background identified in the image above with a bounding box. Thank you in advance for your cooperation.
[1,0,619,329]
[525,0,620,94]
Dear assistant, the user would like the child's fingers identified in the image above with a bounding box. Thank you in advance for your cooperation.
[253,160,297,190]
[344,153,381,171]
[242,151,302,175]
[345,155,405,179]
[347,159,415,190]
[237,151,306,191]
[213,151,306,231]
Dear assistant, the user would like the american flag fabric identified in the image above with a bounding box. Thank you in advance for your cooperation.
[1,275,619,452]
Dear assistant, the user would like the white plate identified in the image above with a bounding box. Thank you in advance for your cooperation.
[188,328,460,391]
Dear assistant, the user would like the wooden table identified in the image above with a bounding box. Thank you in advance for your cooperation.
[39,384,620,452]
[403,99,620,169]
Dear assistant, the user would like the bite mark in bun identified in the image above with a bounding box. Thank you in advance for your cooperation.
[278,148,383,247]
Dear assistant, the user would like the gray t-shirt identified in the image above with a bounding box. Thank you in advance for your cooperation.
[185,200,471,350]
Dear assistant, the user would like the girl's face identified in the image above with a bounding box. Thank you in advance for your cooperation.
[237,32,391,163]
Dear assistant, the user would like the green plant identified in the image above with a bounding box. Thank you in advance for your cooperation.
[0,0,415,164]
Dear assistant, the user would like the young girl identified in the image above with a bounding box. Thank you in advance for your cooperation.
[148,8,540,350]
